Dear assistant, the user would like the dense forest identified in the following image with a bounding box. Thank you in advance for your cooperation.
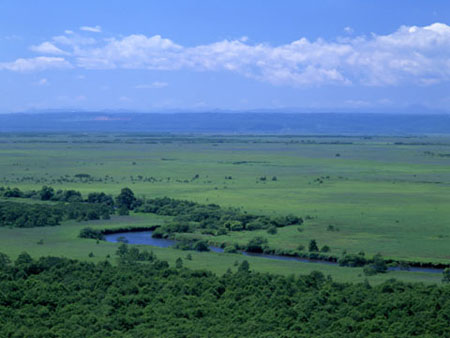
[0,186,302,232]
[0,249,449,337]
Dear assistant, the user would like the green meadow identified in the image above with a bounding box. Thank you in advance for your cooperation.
[0,133,449,284]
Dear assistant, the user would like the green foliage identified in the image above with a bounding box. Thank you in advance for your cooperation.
[238,260,250,272]
[224,244,238,254]
[136,196,302,233]
[87,192,114,207]
[0,253,448,337]
[267,226,277,235]
[246,236,268,253]
[116,187,137,210]
[0,201,61,227]
[193,240,210,252]
[309,239,319,252]
[372,253,388,273]
[443,268,450,283]
[39,185,54,200]
[321,245,330,253]
[175,239,210,252]
[79,227,104,240]
[339,253,367,267]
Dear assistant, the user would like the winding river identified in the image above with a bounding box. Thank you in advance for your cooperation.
[104,231,444,274]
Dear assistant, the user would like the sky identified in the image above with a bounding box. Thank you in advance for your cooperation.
[1,0,450,113]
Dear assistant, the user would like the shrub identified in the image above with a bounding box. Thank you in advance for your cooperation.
[267,226,277,235]
[246,237,268,253]
[320,245,330,253]
[309,239,319,252]
[79,227,104,240]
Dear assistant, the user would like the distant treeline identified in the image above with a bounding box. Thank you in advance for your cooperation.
[0,186,303,234]
[0,250,449,337]
[0,186,114,227]
[137,197,303,237]
[0,201,112,228]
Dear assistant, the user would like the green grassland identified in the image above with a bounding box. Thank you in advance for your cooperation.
[0,133,449,284]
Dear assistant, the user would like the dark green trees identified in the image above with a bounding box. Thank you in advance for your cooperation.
[116,187,137,210]
[309,239,319,252]
[0,252,448,337]
[39,186,54,200]
[246,237,268,253]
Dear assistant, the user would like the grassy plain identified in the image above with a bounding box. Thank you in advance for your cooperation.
[0,133,449,283]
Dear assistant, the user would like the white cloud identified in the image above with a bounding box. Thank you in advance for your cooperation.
[30,42,69,55]
[344,26,354,34]
[3,23,450,87]
[52,34,96,46]
[0,57,72,72]
[80,25,102,33]
[135,81,168,89]
[36,78,49,86]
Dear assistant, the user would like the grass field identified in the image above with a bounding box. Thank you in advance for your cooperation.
[0,133,449,283]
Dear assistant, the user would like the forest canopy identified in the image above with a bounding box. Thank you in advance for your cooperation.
[0,251,449,337]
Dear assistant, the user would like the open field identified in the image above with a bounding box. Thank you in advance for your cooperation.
[0,133,449,283]
[0,214,443,285]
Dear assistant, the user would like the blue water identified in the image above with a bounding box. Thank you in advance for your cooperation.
[104,231,444,274]
[104,231,176,248]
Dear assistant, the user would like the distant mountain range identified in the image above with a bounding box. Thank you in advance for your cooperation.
[1,112,450,135]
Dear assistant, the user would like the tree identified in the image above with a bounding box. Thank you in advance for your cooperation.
[372,253,387,273]
[118,205,130,215]
[39,186,54,201]
[309,239,319,252]
[246,237,268,253]
[15,252,32,266]
[442,268,450,283]
[116,243,129,258]
[0,252,11,268]
[321,245,330,253]
[267,226,277,235]
[238,260,250,273]
[175,257,183,269]
[116,187,136,210]
[193,240,210,252]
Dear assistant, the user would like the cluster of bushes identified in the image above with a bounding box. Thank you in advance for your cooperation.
[0,201,113,228]
[2,186,303,235]
[136,196,303,236]
[0,201,61,228]
[115,243,156,264]
[0,252,448,337]
[0,186,115,206]
[79,227,104,240]
[174,239,210,252]
[338,252,387,275]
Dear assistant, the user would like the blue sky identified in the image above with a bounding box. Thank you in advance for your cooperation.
[1,0,450,113]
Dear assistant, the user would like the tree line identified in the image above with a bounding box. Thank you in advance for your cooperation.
[0,250,448,337]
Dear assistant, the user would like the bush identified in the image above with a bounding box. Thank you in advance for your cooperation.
[224,244,238,254]
[338,253,367,267]
[79,228,104,240]
[193,240,210,252]
[309,239,319,252]
[443,268,450,283]
[320,245,330,253]
[267,226,277,235]
[246,237,268,253]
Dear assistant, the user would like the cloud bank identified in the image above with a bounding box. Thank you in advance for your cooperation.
[2,23,450,87]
